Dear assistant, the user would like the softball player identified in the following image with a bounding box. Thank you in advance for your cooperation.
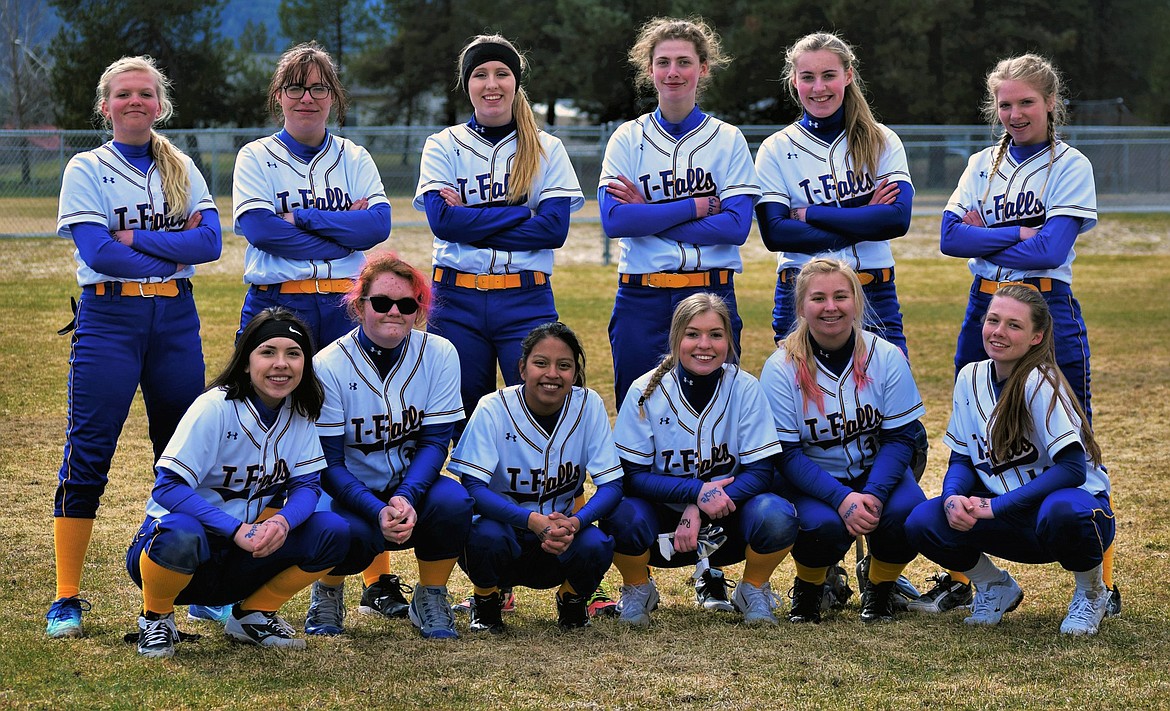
[414,34,583,436]
[47,56,222,639]
[126,308,349,657]
[905,285,1114,635]
[448,322,622,633]
[606,294,798,627]
[755,32,913,353]
[600,17,760,408]
[937,53,1119,615]
[759,259,926,624]
[234,41,391,350]
[307,253,472,640]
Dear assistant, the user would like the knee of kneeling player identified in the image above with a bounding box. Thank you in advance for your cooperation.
[743,494,799,552]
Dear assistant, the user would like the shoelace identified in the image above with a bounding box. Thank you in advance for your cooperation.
[969,585,999,617]
[701,574,736,600]
[259,612,297,637]
[418,589,454,628]
[141,618,173,647]
[310,586,346,626]
[50,597,92,620]
[378,577,414,603]
[741,583,779,614]
[1066,593,1099,623]
[621,584,652,607]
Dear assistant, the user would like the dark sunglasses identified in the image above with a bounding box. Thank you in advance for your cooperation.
[362,295,419,315]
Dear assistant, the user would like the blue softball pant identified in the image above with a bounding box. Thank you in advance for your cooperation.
[125,510,349,605]
[426,277,556,424]
[905,489,1114,573]
[459,517,613,595]
[772,267,906,356]
[609,276,741,408]
[782,470,925,568]
[954,277,1092,421]
[56,282,204,518]
[327,475,473,575]
[239,287,353,352]
[602,493,798,567]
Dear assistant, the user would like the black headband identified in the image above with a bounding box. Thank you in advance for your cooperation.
[243,319,314,359]
[461,42,522,93]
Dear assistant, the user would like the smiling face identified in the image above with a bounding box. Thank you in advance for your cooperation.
[101,70,162,144]
[279,65,333,145]
[996,78,1054,147]
[982,295,1043,378]
[651,38,707,119]
[792,49,852,120]
[360,272,418,350]
[520,335,577,416]
[246,337,305,409]
[800,271,857,350]
[677,309,729,377]
[467,60,516,127]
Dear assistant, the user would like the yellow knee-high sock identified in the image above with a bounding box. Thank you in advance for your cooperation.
[949,570,971,585]
[868,558,907,585]
[139,551,193,615]
[613,551,651,586]
[318,574,345,587]
[242,566,324,612]
[1102,543,1115,588]
[362,551,392,587]
[743,546,790,587]
[794,561,829,586]
[472,585,499,597]
[54,517,95,599]
[557,581,579,599]
[417,558,457,587]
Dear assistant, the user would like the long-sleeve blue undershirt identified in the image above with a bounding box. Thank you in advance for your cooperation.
[756,183,914,254]
[70,222,179,279]
[859,422,917,505]
[942,445,1086,518]
[777,444,853,509]
[598,189,755,247]
[152,464,322,538]
[423,191,571,251]
[621,455,774,506]
[940,211,1080,270]
[238,209,354,261]
[463,477,623,530]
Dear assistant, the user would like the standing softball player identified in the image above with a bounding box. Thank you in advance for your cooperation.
[448,322,623,633]
[905,285,1114,635]
[127,308,349,657]
[414,34,583,436]
[936,53,1119,615]
[606,294,798,627]
[307,253,472,640]
[234,41,391,349]
[48,56,222,638]
[600,16,760,410]
[754,32,913,353]
[759,259,926,624]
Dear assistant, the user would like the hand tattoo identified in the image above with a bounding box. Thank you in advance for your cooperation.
[538,525,552,541]
[979,498,990,509]
[679,518,691,529]
[946,500,956,511]
[844,503,857,519]
[244,523,260,539]
[700,489,722,504]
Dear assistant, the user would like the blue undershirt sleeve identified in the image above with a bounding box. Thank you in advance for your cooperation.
[941,450,980,500]
[320,435,386,521]
[573,480,623,527]
[860,422,917,505]
[392,422,454,507]
[70,222,178,279]
[279,471,322,530]
[755,202,850,253]
[463,477,532,529]
[990,444,1087,517]
[621,458,704,504]
[238,209,353,261]
[152,467,242,538]
[778,442,854,509]
[128,208,223,265]
[295,202,391,251]
[423,190,530,243]
[803,181,914,242]
[469,197,571,251]
[939,210,1024,258]
[598,187,697,239]
[654,194,755,247]
[722,456,775,503]
[984,216,1081,271]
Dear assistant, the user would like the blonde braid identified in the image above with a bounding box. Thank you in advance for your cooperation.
[149,130,190,221]
[978,132,1012,216]
[637,355,675,420]
[507,86,547,205]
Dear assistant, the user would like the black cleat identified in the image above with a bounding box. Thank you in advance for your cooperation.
[358,574,412,619]
[556,591,591,631]
[860,579,897,623]
[788,577,824,624]
[469,591,506,634]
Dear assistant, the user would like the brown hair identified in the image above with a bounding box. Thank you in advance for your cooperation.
[627,16,729,100]
[782,32,884,180]
[344,252,432,325]
[985,285,1101,466]
[267,41,348,126]
[457,34,545,205]
[95,56,189,221]
[637,292,736,418]
[780,258,872,415]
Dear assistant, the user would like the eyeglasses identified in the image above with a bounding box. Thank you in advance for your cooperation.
[362,295,419,315]
[282,84,332,100]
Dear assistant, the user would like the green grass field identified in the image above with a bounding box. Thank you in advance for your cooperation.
[1,223,1168,709]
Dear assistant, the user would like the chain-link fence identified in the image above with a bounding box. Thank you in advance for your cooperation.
[2,124,1167,238]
